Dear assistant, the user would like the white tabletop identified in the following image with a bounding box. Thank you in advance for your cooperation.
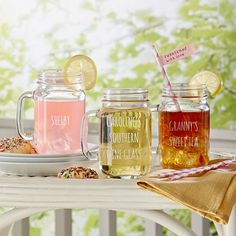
[0,173,177,209]
[0,149,235,236]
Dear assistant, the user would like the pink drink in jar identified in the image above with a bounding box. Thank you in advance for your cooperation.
[34,100,85,153]
[16,70,85,154]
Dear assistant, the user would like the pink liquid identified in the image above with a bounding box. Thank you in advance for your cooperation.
[34,100,85,154]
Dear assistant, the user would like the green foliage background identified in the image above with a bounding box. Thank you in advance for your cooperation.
[0,0,236,130]
[0,0,235,235]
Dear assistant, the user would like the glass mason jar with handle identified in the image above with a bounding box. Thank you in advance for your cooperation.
[81,88,156,179]
[16,69,85,154]
[158,83,210,169]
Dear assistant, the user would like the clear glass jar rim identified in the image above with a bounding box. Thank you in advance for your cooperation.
[103,88,148,101]
[162,83,207,98]
[163,83,206,91]
[38,69,82,85]
[104,88,148,94]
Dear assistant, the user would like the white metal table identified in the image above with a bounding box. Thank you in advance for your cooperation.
[0,173,235,236]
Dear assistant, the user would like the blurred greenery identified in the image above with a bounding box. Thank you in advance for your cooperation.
[29,211,54,235]
[0,0,235,235]
[83,211,99,236]
[0,0,235,129]
[162,210,194,236]
[117,211,145,236]
[30,228,41,236]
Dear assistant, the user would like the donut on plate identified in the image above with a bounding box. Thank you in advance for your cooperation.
[0,137,37,154]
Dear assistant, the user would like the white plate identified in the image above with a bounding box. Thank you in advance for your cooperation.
[0,152,83,158]
[0,160,98,176]
[0,153,86,163]
[0,143,98,163]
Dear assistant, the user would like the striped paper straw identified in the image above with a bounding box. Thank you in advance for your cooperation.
[152,44,181,111]
[158,159,236,181]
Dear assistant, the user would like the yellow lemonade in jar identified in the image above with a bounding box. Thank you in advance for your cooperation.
[99,107,152,177]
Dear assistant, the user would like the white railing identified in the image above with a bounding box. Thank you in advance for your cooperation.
[1,118,236,236]
[10,210,210,236]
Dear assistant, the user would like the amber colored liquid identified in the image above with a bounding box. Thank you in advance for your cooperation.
[158,110,210,169]
[99,107,152,178]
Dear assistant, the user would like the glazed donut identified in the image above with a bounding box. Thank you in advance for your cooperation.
[57,166,98,179]
[0,137,37,154]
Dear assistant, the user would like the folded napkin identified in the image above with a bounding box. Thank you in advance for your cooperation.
[137,163,236,224]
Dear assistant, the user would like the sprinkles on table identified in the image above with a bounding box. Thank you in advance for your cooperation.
[57,166,98,179]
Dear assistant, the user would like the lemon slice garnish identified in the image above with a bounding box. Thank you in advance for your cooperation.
[190,70,223,97]
[63,54,97,90]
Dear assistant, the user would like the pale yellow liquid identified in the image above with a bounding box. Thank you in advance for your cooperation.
[98,107,152,178]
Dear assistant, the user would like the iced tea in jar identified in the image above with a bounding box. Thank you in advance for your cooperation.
[158,83,210,169]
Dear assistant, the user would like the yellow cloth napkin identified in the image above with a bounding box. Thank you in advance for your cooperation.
[137,166,236,224]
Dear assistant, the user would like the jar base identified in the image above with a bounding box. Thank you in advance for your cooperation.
[100,165,151,179]
[105,174,140,179]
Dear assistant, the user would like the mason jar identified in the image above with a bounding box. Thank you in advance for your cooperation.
[81,88,154,178]
[16,69,85,154]
[158,83,210,169]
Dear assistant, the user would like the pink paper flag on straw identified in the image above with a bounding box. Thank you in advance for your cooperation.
[159,43,197,66]
[152,44,181,111]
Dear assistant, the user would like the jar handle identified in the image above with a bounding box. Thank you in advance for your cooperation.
[150,104,159,112]
[81,109,99,160]
[16,91,33,141]
[149,104,159,155]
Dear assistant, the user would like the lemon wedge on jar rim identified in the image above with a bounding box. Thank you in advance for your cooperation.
[189,70,223,97]
[63,54,97,90]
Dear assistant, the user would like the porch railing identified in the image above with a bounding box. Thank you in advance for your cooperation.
[11,210,210,236]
